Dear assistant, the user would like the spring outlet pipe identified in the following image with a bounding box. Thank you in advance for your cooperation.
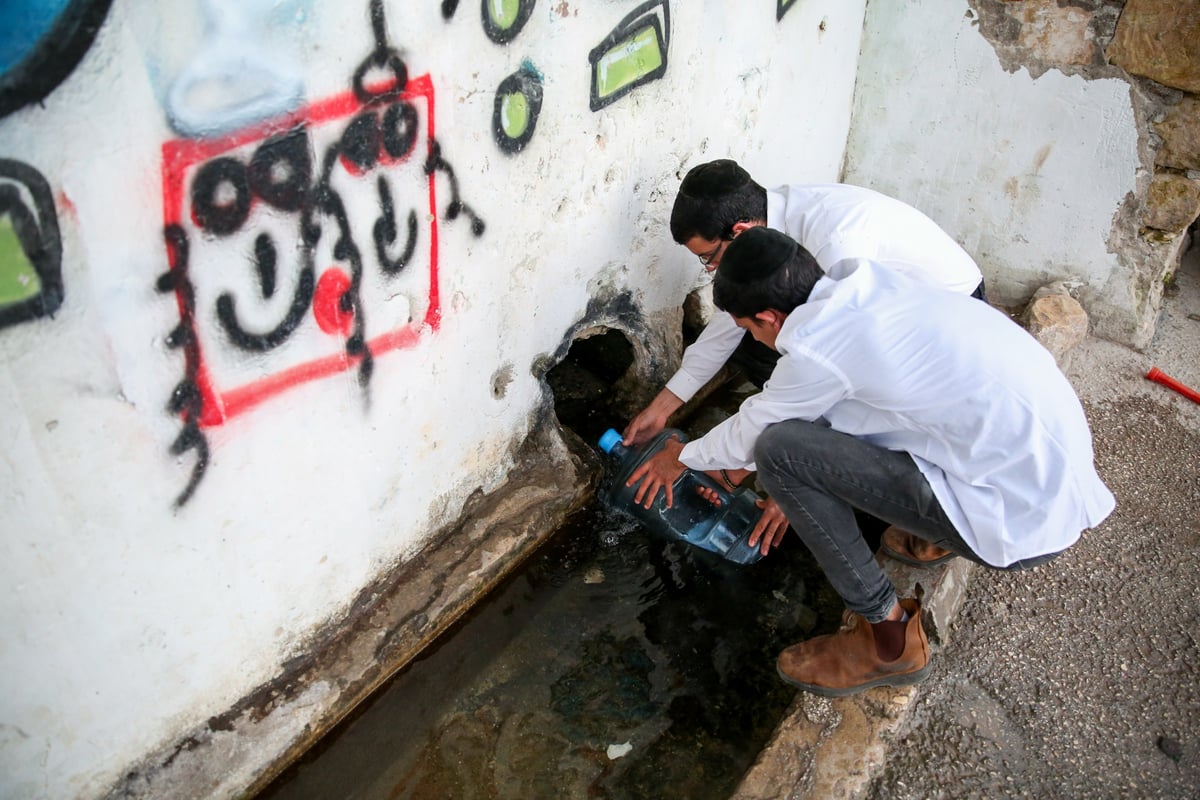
[1146,367,1200,405]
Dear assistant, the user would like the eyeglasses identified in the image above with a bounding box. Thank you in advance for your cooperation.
[697,239,726,267]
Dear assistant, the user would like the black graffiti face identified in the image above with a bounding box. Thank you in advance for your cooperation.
[177,95,435,364]
[158,0,486,507]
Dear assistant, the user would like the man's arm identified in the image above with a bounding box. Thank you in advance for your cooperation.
[623,387,684,445]
[677,349,848,471]
[623,313,744,445]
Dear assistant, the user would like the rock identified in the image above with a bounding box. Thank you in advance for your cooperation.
[1156,735,1183,762]
[1154,96,1200,171]
[1143,171,1200,234]
[1106,0,1200,94]
[1023,282,1089,368]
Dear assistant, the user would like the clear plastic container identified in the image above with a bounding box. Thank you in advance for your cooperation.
[597,428,764,565]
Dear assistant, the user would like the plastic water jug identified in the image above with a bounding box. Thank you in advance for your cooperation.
[597,428,765,565]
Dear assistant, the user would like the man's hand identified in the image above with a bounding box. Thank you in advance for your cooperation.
[626,436,686,509]
[622,388,684,446]
[748,496,789,555]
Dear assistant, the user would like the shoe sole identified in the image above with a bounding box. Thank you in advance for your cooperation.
[776,662,932,697]
[879,543,957,568]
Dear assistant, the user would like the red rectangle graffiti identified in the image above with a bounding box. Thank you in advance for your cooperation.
[160,74,440,428]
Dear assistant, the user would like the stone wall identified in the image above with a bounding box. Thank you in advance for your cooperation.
[846,0,1199,349]
[1109,0,1200,244]
[968,0,1200,343]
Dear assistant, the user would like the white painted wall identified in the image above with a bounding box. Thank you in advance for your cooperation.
[844,0,1142,329]
[0,1,867,797]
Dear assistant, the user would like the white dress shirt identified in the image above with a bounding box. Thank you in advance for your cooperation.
[665,184,983,403]
[678,259,1115,567]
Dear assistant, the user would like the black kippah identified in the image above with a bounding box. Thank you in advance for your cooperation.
[680,159,752,198]
[717,226,798,283]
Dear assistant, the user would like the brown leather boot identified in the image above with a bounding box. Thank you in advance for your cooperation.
[880,526,956,567]
[776,597,930,696]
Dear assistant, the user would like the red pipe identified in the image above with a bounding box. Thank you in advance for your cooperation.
[1146,367,1200,405]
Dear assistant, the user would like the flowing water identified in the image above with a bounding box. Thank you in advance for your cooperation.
[260,501,841,800]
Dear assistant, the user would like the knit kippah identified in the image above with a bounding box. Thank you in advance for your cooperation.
[679,159,752,198]
[717,226,798,283]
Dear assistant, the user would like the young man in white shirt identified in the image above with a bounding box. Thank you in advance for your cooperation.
[624,227,1115,696]
[623,159,984,448]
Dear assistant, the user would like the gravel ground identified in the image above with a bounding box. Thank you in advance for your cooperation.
[866,244,1200,800]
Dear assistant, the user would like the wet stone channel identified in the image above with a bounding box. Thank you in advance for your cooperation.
[259,329,850,799]
[261,504,840,800]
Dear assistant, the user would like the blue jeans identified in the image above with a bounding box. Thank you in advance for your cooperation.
[754,419,1058,623]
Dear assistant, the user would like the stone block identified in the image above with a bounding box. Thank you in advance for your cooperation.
[882,556,977,648]
[730,553,977,800]
[1023,282,1090,369]
[1107,0,1200,93]
[1155,96,1200,171]
[1144,171,1200,233]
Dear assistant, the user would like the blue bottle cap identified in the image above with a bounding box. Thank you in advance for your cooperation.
[598,428,623,453]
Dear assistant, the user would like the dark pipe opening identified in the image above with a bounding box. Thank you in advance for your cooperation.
[546,327,636,446]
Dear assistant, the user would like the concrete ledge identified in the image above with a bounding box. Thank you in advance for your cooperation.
[730,555,978,800]
[102,419,601,800]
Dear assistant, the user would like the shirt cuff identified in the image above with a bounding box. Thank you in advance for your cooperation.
[665,371,706,404]
[679,440,756,473]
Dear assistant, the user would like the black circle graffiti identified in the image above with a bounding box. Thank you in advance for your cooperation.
[248,127,311,212]
[191,157,251,236]
[353,0,408,105]
[481,0,535,45]
[492,68,543,154]
[381,101,419,161]
[341,112,381,173]
[352,49,409,105]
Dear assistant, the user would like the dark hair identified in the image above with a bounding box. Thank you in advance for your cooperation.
[669,159,768,244]
[712,227,824,318]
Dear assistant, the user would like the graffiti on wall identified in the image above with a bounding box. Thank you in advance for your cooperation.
[777,0,797,21]
[158,0,484,506]
[589,0,670,112]
[481,0,537,44]
[441,0,545,154]
[493,62,544,154]
[165,0,306,138]
[0,0,113,119]
[440,0,536,42]
[444,1,675,151]
[0,159,63,328]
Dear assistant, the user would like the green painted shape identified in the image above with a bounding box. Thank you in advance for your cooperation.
[595,27,663,100]
[500,92,530,138]
[488,0,520,30]
[0,216,41,307]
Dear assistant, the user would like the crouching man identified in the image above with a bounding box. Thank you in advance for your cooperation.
[627,226,1115,696]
